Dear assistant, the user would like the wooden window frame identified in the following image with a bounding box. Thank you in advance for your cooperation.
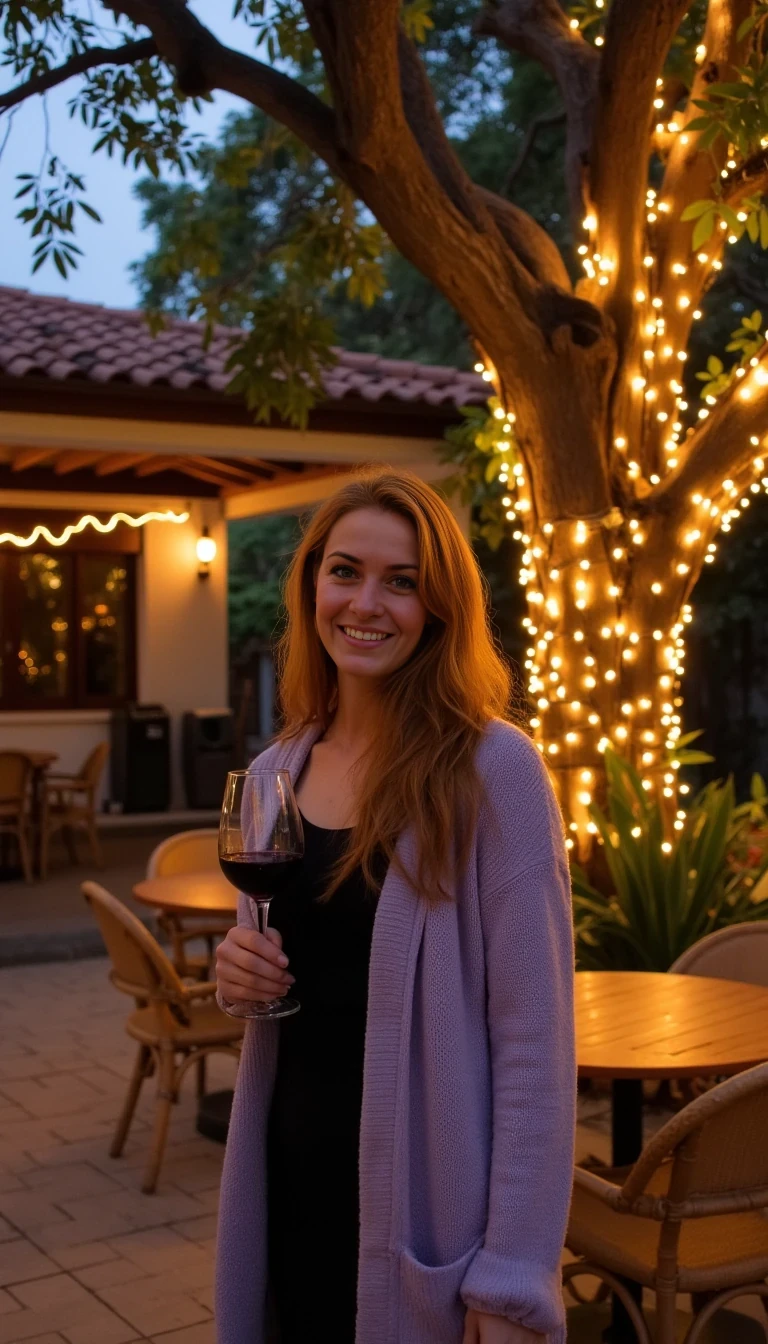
[0,550,137,711]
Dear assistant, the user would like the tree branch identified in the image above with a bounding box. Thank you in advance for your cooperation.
[474,0,598,224]
[474,188,573,290]
[107,0,344,173]
[651,348,768,515]
[503,108,566,195]
[109,0,613,520]
[0,37,157,112]
[723,144,768,209]
[631,0,754,478]
[588,0,691,359]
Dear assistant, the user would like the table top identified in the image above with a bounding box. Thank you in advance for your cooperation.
[19,751,58,769]
[576,970,768,1080]
[133,870,238,916]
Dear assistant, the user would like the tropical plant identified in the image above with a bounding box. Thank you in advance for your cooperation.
[572,750,768,971]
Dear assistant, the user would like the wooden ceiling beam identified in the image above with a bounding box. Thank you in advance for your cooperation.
[54,450,111,474]
[174,462,239,488]
[189,455,271,484]
[94,452,153,476]
[133,456,185,477]
[10,446,57,471]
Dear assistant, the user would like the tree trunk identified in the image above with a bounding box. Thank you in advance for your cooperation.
[496,381,694,863]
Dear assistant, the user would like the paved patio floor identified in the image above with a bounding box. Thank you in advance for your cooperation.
[0,958,764,1343]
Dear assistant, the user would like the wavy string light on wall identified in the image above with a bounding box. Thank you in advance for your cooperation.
[0,509,190,549]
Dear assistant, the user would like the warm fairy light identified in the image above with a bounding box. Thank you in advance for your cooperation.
[0,509,189,548]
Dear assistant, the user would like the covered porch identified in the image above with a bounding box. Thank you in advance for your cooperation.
[0,286,481,816]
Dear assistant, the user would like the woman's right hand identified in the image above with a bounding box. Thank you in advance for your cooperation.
[215,924,295,1003]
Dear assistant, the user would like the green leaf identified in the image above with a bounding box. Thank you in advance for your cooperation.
[692,212,716,249]
[681,199,717,221]
[719,203,743,231]
[402,0,434,42]
[737,14,759,40]
[760,207,768,248]
[747,210,760,243]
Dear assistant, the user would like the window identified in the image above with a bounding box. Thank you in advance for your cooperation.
[0,551,136,709]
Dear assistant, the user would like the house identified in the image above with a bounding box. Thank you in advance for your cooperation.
[0,286,485,809]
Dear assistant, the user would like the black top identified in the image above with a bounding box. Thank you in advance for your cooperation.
[265,814,387,1344]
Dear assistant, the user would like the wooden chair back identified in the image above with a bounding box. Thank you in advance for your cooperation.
[77,742,110,796]
[670,922,768,988]
[0,751,33,807]
[147,829,219,879]
[621,1060,768,1217]
[82,881,188,1027]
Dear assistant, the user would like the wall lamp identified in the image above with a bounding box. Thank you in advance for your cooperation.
[196,526,217,579]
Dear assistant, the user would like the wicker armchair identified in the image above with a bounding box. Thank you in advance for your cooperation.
[41,742,109,877]
[565,1060,768,1344]
[670,922,768,988]
[146,829,232,979]
[82,881,244,1193]
[0,751,34,884]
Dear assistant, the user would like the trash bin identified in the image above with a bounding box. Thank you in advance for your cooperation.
[110,704,171,813]
[182,708,235,810]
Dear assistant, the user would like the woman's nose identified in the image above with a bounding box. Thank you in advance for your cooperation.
[349,579,384,616]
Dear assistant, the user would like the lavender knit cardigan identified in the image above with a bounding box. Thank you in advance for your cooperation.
[215,719,576,1344]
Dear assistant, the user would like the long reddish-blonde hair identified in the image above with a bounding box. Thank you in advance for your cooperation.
[276,468,517,901]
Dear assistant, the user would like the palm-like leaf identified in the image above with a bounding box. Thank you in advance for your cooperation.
[572,752,768,971]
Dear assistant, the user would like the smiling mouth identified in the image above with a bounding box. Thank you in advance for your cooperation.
[340,626,393,644]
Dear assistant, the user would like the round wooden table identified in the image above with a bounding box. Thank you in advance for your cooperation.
[577,969,768,1161]
[576,970,768,1340]
[132,870,238,917]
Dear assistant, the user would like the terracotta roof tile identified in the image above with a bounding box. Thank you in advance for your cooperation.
[0,286,487,415]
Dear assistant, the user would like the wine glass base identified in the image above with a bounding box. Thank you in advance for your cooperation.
[225,997,300,1020]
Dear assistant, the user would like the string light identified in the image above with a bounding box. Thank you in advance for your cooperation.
[468,161,768,858]
[0,509,189,549]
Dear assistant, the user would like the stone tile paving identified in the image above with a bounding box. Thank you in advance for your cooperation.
[0,957,232,1344]
[0,958,762,1344]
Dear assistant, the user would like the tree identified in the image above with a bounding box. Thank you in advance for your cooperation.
[5,0,768,859]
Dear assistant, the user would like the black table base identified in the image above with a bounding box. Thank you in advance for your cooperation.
[605,1079,645,1343]
[196,1088,233,1143]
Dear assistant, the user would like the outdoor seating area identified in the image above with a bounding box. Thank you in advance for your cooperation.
[4,816,768,1341]
[2,942,768,1343]
[0,745,110,885]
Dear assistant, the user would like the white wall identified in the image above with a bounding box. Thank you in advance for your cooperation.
[0,711,111,806]
[137,499,228,808]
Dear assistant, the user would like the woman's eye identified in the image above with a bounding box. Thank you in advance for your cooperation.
[330,564,356,579]
[390,575,417,590]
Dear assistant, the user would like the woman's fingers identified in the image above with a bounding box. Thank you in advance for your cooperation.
[215,926,294,1002]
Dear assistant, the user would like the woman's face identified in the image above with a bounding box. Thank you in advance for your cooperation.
[315,507,429,681]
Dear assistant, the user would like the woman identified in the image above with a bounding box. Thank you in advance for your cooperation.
[215,469,575,1344]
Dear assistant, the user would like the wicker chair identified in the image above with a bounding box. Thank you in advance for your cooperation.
[82,881,244,1193]
[565,1060,768,1344]
[41,742,109,877]
[146,829,232,980]
[670,922,768,988]
[0,751,34,884]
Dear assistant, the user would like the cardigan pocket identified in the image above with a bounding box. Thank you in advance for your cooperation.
[398,1238,482,1344]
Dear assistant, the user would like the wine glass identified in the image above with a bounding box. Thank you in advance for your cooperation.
[218,768,304,1020]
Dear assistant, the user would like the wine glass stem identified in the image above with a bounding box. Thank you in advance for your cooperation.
[252,897,271,936]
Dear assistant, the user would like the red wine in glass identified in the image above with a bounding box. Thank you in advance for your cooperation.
[218,852,303,899]
[218,769,304,1020]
